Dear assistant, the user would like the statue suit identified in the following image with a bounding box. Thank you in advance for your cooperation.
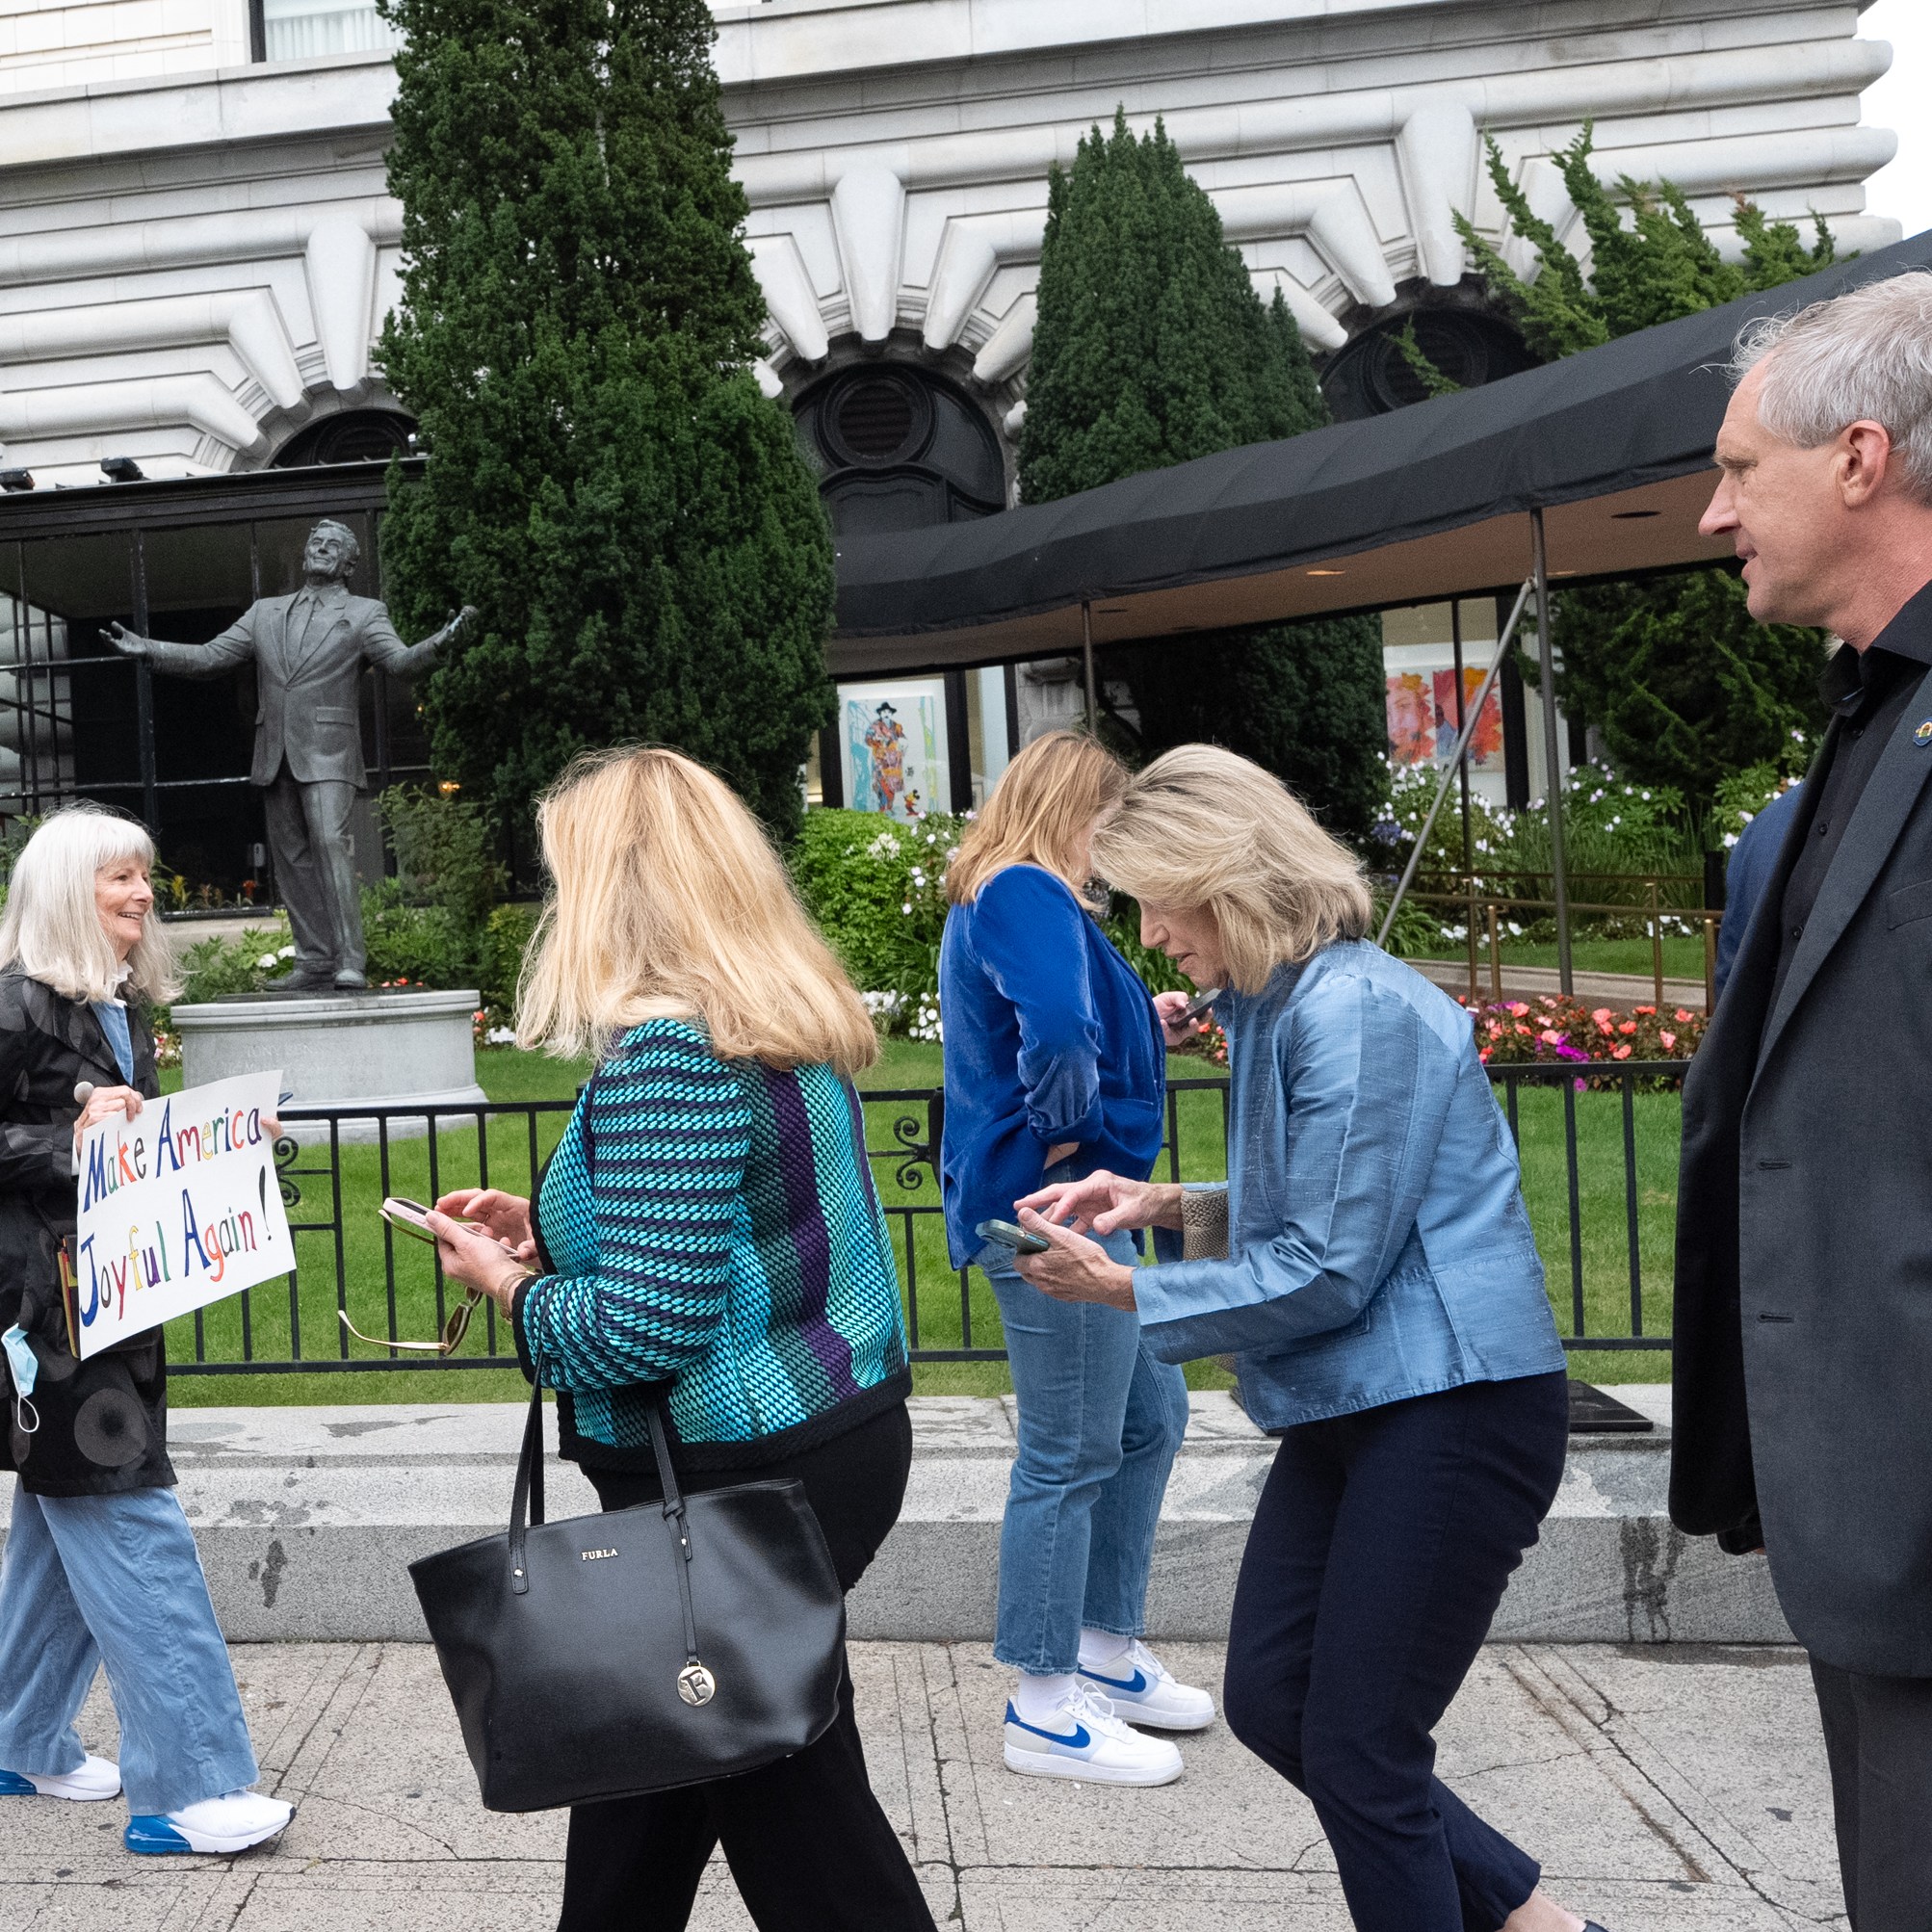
[111,524,468,990]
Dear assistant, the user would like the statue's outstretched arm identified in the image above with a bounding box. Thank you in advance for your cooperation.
[363,604,478,680]
[104,613,257,676]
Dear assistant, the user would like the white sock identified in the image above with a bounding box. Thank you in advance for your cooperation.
[1012,1672,1078,1726]
[1079,1629,1133,1669]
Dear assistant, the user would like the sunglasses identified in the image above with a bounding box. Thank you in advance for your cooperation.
[339,1290,483,1356]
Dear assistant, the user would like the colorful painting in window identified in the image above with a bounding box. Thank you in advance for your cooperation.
[1385,673,1435,765]
[840,680,949,822]
[1433,667,1504,769]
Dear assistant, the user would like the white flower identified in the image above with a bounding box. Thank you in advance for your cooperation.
[485,1025,517,1046]
[279,945,296,959]
[1507,922,1524,937]
[1723,831,1739,849]
[901,901,912,914]
[255,954,276,969]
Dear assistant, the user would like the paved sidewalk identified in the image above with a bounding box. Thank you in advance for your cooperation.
[0,1640,1841,1931]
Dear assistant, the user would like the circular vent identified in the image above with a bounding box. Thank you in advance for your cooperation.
[835,379,918,460]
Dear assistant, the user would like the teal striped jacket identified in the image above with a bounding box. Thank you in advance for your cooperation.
[511,1019,911,1470]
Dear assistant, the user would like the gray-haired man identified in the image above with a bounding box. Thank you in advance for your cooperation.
[106,520,473,991]
[1675,272,1932,1929]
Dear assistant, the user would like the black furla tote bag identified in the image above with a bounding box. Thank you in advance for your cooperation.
[410,1373,847,1812]
[408,1059,846,1810]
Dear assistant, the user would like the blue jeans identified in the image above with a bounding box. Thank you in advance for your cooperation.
[0,1484,259,1815]
[982,1224,1189,1677]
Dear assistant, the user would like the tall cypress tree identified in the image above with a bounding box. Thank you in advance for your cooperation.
[376,0,833,839]
[1020,113,1386,837]
[1454,128,1834,822]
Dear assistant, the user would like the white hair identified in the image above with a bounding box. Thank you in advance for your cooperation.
[1732,271,1932,506]
[0,806,179,1005]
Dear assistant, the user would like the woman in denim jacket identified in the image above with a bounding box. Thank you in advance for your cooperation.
[1014,746,1611,1932]
[939,731,1211,1789]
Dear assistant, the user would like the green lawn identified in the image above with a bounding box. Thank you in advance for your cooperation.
[169,1036,1676,1405]
[1419,934,1710,984]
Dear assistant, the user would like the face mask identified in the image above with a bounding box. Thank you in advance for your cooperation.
[2,1324,39,1436]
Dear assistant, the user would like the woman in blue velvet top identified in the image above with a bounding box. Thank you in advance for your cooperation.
[1014,746,1611,1932]
[939,730,1211,1789]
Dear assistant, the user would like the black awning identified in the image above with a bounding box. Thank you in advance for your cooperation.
[831,230,1932,675]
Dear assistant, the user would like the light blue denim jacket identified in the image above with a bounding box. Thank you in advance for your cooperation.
[1138,940,1564,1429]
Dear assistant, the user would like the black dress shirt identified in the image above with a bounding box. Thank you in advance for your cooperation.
[1771,579,1932,1005]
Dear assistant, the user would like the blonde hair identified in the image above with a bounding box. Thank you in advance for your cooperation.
[1091,744,1372,994]
[516,746,879,1074]
[948,730,1128,904]
[0,804,179,1004]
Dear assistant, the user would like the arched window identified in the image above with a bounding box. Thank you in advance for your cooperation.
[1321,308,1539,421]
[793,365,1005,535]
[271,410,418,469]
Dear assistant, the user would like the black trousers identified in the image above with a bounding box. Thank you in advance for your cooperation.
[558,1403,935,1932]
[1809,1656,1932,1931]
[1223,1371,1570,1932]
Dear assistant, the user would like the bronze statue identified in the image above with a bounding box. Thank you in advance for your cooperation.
[107,519,475,992]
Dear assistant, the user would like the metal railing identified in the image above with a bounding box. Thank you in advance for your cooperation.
[1391,868,1724,1013]
[168,1067,1681,1378]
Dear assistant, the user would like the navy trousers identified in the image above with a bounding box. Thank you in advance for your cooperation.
[1223,1371,1569,1932]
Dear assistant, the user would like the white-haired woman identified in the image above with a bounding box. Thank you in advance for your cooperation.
[1012,747,1611,1932]
[0,806,293,1858]
[426,747,933,1932]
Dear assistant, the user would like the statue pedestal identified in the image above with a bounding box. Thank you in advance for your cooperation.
[172,988,490,1143]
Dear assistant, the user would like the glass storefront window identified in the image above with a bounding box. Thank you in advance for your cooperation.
[139,523,266,896]
[13,533,134,820]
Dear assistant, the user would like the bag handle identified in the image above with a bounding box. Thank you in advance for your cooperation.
[508,1371,545,1592]
[509,1053,694,1659]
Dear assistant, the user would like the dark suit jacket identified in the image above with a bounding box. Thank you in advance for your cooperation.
[1713,782,1803,997]
[141,587,436,790]
[0,970,170,1496]
[1672,647,1932,1676]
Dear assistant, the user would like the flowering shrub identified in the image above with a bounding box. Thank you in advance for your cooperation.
[1464,993,1706,1087]
[790,810,961,1010]
[1173,1018,1228,1067]
[473,1007,517,1048]
[152,1026,182,1072]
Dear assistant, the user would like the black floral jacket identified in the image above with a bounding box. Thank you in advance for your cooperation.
[0,968,171,1496]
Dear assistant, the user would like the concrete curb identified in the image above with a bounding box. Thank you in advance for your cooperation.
[0,1390,1793,1645]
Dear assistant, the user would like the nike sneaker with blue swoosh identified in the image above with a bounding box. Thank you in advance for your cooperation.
[1003,1682,1184,1785]
[124,1790,293,1855]
[1078,1639,1215,1732]
[0,1754,120,1801]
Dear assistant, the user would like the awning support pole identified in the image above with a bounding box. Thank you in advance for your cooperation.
[1450,597,1474,875]
[1375,578,1534,952]
[1081,599,1099,731]
[1531,508,1574,995]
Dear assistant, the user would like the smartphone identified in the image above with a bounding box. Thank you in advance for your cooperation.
[976,1216,1051,1257]
[379,1197,485,1246]
[1179,985,1222,1024]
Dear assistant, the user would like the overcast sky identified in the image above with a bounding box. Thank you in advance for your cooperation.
[1860,0,1932,238]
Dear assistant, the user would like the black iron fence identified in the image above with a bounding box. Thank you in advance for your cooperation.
[169,1066,1683,1379]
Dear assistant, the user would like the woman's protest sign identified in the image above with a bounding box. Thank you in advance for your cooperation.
[73,1070,292,1359]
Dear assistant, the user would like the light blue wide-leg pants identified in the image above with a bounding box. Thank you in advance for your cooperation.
[0,1484,259,1815]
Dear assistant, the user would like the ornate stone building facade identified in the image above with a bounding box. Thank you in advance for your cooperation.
[0,0,1899,492]
[0,0,1904,839]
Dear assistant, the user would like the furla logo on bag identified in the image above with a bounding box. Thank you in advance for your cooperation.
[580,1547,618,1562]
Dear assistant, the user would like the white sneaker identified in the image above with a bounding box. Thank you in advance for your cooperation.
[1004,1681,1185,1786]
[124,1790,293,1856]
[1078,1639,1216,1733]
[0,1754,121,1801]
